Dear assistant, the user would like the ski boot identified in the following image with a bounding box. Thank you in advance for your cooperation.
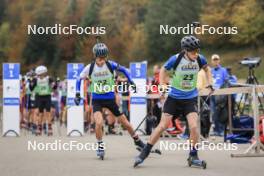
[134,146,150,168]
[96,142,105,160]
[135,140,161,155]
[187,154,207,169]
[43,124,47,135]
[47,124,53,136]
[31,124,37,135]
[134,139,146,150]
[36,125,42,136]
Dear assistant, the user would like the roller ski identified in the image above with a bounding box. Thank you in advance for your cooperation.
[134,156,144,168]
[96,142,105,160]
[96,149,105,160]
[187,155,207,169]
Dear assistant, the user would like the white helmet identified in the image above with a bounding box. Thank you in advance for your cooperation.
[35,65,48,75]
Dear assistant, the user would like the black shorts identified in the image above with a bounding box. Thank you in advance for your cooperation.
[36,95,51,113]
[30,100,37,109]
[163,96,198,118]
[25,95,37,109]
[92,99,123,117]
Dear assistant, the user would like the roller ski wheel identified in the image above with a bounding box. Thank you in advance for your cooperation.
[96,150,105,160]
[136,147,162,155]
[134,156,144,168]
[187,155,207,169]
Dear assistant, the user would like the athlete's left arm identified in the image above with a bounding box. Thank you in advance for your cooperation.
[110,61,134,84]
[200,56,213,87]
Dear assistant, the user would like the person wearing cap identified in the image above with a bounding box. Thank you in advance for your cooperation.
[211,54,229,89]
[210,54,229,136]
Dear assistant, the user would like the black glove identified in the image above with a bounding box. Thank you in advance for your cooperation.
[206,85,214,92]
[74,92,81,105]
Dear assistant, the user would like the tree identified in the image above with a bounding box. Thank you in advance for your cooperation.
[0,22,10,62]
[145,0,203,62]
[22,0,58,67]
[230,0,264,46]
[76,0,103,62]
[200,0,264,47]
[0,0,6,24]
[99,0,149,64]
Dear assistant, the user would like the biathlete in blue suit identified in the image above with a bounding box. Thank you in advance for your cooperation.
[134,35,213,169]
[75,42,146,160]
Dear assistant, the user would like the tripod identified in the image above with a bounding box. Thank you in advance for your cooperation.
[237,66,264,115]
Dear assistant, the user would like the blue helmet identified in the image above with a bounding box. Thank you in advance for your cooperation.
[181,35,200,51]
[92,43,109,58]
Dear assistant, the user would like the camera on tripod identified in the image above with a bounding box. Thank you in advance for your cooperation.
[240,57,261,68]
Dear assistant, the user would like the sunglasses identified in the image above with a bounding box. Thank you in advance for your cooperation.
[188,49,200,55]
[212,58,220,61]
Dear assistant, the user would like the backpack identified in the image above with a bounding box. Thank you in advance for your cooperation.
[173,52,203,71]
[88,60,115,78]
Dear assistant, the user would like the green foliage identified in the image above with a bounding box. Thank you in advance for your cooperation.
[81,0,102,27]
[22,0,57,66]
[230,0,264,45]
[201,0,264,47]
[67,0,77,15]
[145,0,203,62]
[0,0,6,24]
[0,0,263,78]
[0,22,10,62]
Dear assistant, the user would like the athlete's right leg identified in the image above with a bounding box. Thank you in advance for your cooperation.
[45,96,53,136]
[37,112,43,135]
[94,111,104,140]
[94,111,105,158]
[134,96,178,167]
[36,97,44,135]
[92,100,105,158]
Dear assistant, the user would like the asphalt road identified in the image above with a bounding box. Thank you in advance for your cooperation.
[0,129,263,176]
